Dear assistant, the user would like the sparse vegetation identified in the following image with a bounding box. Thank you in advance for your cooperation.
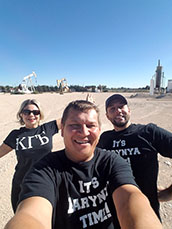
[0,84,150,94]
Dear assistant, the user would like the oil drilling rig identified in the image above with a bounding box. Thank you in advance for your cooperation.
[56,78,69,94]
[18,71,37,94]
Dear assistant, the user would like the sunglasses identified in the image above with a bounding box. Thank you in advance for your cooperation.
[22,109,40,115]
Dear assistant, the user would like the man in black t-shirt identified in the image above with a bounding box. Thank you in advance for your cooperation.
[97,94,172,225]
[5,100,162,229]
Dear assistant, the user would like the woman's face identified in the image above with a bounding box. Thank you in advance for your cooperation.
[20,104,40,129]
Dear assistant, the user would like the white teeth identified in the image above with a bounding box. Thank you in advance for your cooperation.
[116,116,124,119]
[75,140,89,144]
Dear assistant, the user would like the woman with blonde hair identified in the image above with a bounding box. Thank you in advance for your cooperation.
[0,99,61,212]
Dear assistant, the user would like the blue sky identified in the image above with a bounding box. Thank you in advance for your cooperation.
[0,0,172,88]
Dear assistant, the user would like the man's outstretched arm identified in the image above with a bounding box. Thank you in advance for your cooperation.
[4,197,52,229]
[113,184,162,229]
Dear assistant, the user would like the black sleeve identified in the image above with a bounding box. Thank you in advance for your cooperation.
[148,123,172,158]
[3,130,17,149]
[43,120,59,135]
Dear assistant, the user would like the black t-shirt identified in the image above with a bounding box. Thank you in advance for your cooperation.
[4,120,58,184]
[20,147,137,229]
[97,123,172,218]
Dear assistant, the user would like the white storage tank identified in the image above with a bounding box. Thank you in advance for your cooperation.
[167,80,172,93]
[150,78,154,95]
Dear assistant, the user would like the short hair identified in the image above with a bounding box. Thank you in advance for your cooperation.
[17,99,44,125]
[61,100,101,126]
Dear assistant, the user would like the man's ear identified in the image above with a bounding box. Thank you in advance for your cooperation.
[106,112,110,121]
[61,124,64,137]
[128,106,131,114]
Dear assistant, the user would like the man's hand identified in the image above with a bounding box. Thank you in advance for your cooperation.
[158,184,172,202]
[86,93,95,103]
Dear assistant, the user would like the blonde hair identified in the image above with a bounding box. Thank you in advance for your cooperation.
[17,99,44,125]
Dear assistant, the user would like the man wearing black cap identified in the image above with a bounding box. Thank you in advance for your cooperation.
[97,94,172,227]
[104,94,130,131]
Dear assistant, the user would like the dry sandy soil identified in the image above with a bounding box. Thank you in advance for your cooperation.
[0,92,172,228]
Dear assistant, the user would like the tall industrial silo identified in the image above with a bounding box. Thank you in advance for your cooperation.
[155,59,162,90]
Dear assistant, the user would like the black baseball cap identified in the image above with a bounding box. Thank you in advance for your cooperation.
[105,94,128,110]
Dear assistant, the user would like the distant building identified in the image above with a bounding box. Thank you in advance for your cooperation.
[167,80,172,93]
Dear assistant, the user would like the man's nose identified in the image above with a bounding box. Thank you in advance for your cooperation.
[80,125,89,135]
[116,107,122,113]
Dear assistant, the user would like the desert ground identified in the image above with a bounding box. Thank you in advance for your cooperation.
[0,92,172,228]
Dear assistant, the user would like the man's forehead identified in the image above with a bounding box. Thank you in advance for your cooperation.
[67,108,98,119]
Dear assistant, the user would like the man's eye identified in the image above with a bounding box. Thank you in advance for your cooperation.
[70,124,80,129]
[87,124,97,128]
[110,108,116,112]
